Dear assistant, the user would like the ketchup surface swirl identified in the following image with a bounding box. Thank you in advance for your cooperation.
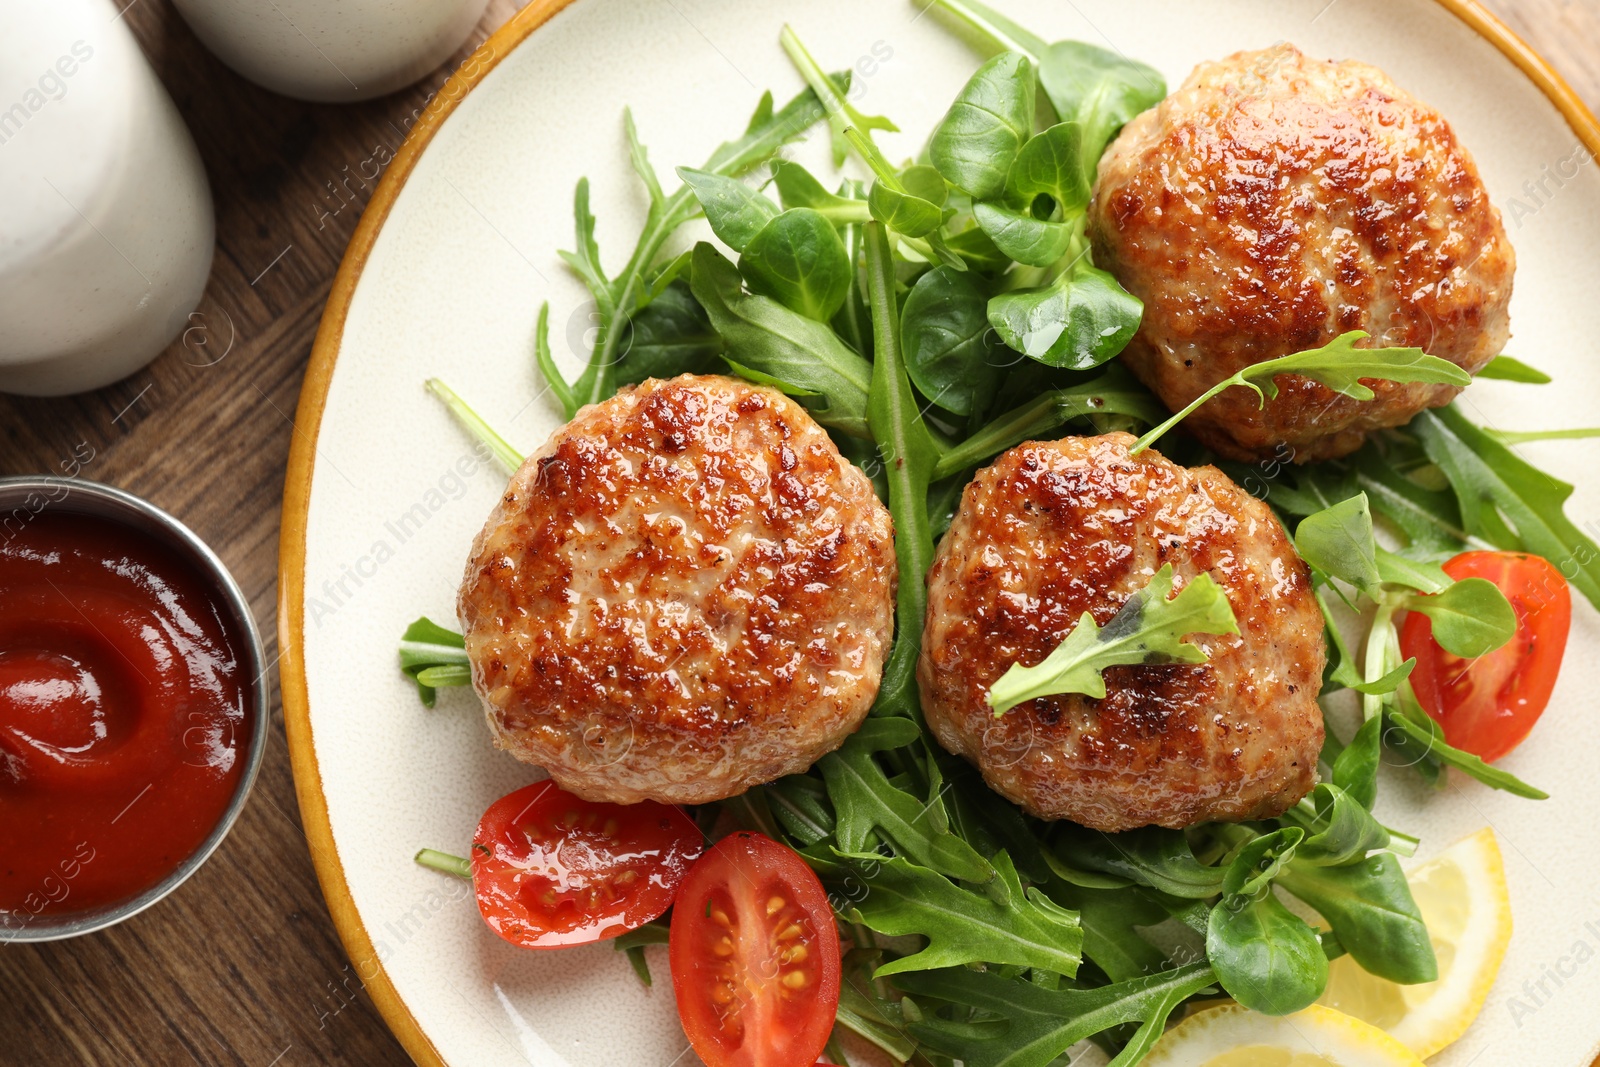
[0,510,252,924]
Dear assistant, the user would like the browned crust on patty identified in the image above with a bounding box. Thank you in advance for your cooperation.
[1090,43,1515,462]
[917,433,1325,830]
[458,374,896,804]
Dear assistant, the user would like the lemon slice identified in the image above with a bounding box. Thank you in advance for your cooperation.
[1143,1003,1423,1066]
[1317,827,1512,1058]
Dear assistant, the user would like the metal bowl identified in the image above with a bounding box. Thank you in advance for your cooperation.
[0,476,269,942]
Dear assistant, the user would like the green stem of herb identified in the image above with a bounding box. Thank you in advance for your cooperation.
[1129,372,1249,456]
[779,24,860,160]
[425,379,525,472]
[778,25,838,114]
[582,91,825,407]
[864,221,934,718]
[1486,427,1600,444]
[1361,597,1402,723]
[582,193,695,407]
[926,0,1048,61]
[843,128,902,190]
[415,664,472,688]
[933,392,1058,478]
[415,848,472,879]
[896,232,944,264]
[1387,826,1419,857]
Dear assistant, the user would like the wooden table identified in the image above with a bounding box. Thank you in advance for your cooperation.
[2,1,1595,1063]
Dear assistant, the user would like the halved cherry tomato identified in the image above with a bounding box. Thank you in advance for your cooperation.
[670,832,841,1067]
[471,781,702,948]
[1400,550,1571,762]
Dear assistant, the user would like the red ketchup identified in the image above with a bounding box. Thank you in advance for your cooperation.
[0,510,252,928]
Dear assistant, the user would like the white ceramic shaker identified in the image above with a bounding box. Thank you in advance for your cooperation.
[168,0,492,103]
[0,0,215,396]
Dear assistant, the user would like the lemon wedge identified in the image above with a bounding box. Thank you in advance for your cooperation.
[1143,1003,1424,1066]
[1317,826,1512,1058]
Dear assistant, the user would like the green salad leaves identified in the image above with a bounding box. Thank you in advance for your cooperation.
[397,5,1600,1064]
[988,565,1238,713]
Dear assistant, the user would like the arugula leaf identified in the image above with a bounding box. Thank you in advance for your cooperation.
[1131,332,1471,454]
[988,564,1239,713]
[1045,882,1172,983]
[398,617,469,706]
[675,167,778,252]
[779,25,896,166]
[986,259,1142,369]
[739,208,852,321]
[840,851,1082,977]
[761,776,835,847]
[720,360,821,397]
[831,200,873,356]
[901,265,1004,417]
[818,718,995,883]
[1403,577,1517,658]
[899,960,1216,1067]
[531,303,578,419]
[939,756,1051,882]
[835,972,917,1063]
[560,177,612,316]
[1278,852,1437,985]
[1294,493,1380,593]
[1049,824,1225,900]
[929,51,1036,199]
[923,0,1048,63]
[1478,354,1551,383]
[1413,404,1600,610]
[931,363,1165,478]
[770,160,871,224]
[689,243,872,437]
[1385,696,1548,799]
[555,84,827,410]
[612,921,669,986]
[862,221,945,720]
[1262,333,1471,399]
[1351,445,1476,556]
[614,280,724,385]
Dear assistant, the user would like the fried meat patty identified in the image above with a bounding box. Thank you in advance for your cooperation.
[917,433,1324,831]
[459,374,896,805]
[1090,43,1515,463]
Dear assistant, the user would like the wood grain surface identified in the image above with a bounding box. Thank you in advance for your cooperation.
[1,1,1595,1064]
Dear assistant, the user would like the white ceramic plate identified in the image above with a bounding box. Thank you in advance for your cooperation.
[281,1,1600,1064]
